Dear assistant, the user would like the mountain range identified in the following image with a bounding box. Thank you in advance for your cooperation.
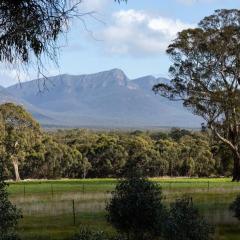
[0,69,202,128]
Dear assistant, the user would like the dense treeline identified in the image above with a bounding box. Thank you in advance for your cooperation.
[47,128,232,179]
[2,127,233,180]
[0,103,233,180]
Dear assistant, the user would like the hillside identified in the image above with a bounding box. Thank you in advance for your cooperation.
[5,69,202,128]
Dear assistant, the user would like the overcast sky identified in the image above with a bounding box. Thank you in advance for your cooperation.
[0,0,239,87]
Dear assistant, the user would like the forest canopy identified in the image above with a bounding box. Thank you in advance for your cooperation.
[0,104,233,180]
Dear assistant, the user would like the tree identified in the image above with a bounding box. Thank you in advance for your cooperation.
[156,139,180,177]
[122,136,165,178]
[169,128,191,142]
[106,177,165,240]
[163,197,214,240]
[0,0,81,68]
[0,111,21,240]
[61,146,91,179]
[0,0,126,79]
[87,134,127,178]
[229,195,240,221]
[153,9,240,181]
[179,135,215,177]
[212,142,234,176]
[0,163,21,240]
[0,103,41,181]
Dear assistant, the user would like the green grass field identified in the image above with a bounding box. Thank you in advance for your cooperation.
[7,178,240,240]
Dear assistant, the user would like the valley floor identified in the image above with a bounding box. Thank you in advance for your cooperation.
[8,178,240,240]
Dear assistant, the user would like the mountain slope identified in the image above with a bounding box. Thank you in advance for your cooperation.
[0,85,56,123]
[6,69,202,127]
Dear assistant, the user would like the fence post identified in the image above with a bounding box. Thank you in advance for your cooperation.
[72,200,76,225]
[23,184,26,198]
[51,184,54,199]
[82,183,85,194]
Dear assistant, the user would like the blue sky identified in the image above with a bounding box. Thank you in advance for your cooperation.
[1,0,240,86]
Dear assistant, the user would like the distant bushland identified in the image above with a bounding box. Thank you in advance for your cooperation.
[0,104,232,180]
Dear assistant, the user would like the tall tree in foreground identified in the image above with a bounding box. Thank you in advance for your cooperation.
[0,103,41,181]
[0,1,82,69]
[0,0,126,81]
[153,9,240,181]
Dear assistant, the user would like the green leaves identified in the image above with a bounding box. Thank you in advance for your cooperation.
[229,195,240,221]
[0,164,21,239]
[153,9,240,181]
[0,103,41,181]
[163,197,214,240]
[106,177,165,240]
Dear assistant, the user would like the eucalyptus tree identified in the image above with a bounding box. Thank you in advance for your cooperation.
[86,134,127,178]
[153,9,240,181]
[179,135,215,177]
[0,103,41,181]
[0,0,82,70]
[0,0,126,81]
[122,136,162,178]
[156,139,180,177]
[0,111,21,239]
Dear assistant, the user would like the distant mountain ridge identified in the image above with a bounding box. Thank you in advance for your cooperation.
[1,69,202,128]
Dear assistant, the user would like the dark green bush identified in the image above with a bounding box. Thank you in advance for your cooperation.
[0,233,20,240]
[106,177,165,240]
[0,166,21,240]
[163,197,214,240]
[72,229,127,240]
[72,229,109,240]
[229,195,240,221]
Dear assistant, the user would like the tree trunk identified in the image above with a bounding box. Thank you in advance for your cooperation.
[12,160,21,181]
[232,154,240,182]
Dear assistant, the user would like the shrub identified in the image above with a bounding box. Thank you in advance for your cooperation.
[106,177,165,240]
[163,196,214,240]
[0,166,21,240]
[0,233,20,240]
[229,195,240,221]
[72,228,109,240]
[72,229,127,240]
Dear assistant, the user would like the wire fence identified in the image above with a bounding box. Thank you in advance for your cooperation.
[8,180,240,196]
[8,180,240,226]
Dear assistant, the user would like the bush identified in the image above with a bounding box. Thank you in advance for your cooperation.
[72,229,109,240]
[229,195,240,221]
[106,177,165,240]
[163,197,214,240]
[72,229,127,240]
[0,233,20,240]
[0,167,21,240]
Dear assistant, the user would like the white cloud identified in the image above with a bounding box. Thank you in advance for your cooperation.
[100,10,194,57]
[148,17,193,38]
[0,63,62,87]
[0,64,29,87]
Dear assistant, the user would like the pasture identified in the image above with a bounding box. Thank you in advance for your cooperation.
[7,178,240,240]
